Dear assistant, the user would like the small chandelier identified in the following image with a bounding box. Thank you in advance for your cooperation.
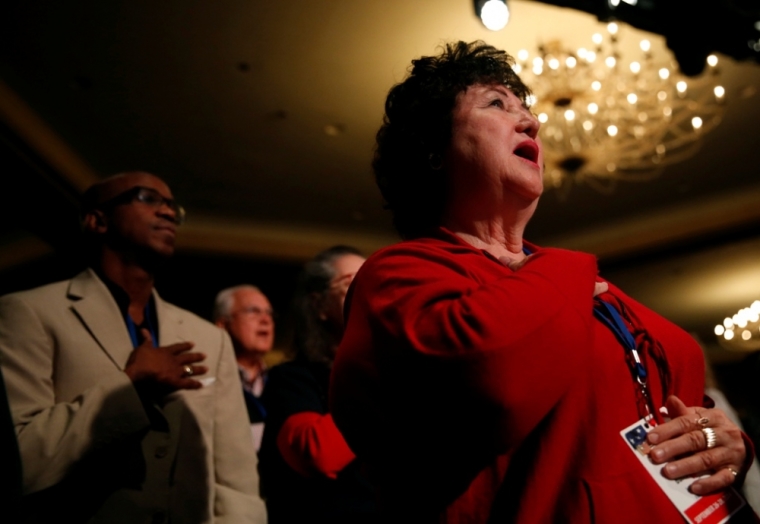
[714,301,760,352]
[514,22,726,196]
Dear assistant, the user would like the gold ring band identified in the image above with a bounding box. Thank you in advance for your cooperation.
[183,365,194,377]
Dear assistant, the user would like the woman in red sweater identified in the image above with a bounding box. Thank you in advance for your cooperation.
[329,41,758,524]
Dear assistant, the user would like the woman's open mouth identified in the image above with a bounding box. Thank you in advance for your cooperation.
[513,140,539,164]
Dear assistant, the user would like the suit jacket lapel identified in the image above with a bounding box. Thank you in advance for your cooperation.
[68,268,134,369]
[154,291,185,346]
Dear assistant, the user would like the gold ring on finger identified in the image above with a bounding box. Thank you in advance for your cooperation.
[701,427,717,449]
[183,365,194,377]
[726,466,738,478]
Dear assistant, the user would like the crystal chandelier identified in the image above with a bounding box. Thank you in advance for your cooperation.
[714,301,760,352]
[514,22,726,196]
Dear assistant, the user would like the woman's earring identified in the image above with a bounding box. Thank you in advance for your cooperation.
[428,153,443,171]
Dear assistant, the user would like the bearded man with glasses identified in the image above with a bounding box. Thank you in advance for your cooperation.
[0,171,266,524]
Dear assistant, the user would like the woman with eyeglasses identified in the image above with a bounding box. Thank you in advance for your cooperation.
[257,245,377,524]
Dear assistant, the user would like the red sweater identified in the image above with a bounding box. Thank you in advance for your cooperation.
[330,229,753,523]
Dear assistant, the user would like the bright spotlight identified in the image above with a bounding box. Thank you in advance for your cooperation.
[475,0,510,31]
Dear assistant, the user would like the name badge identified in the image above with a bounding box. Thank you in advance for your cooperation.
[621,416,746,524]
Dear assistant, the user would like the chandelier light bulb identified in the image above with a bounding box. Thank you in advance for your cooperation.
[659,68,670,80]
[627,93,637,104]
[548,58,560,70]
[676,81,687,93]
[607,22,619,35]
[707,54,718,67]
[588,102,599,114]
[582,120,593,131]
[564,109,575,121]
[640,40,651,52]
[715,300,760,350]
[592,33,603,45]
[479,0,510,31]
[566,56,577,68]
[607,125,618,136]
[605,56,616,68]
[692,116,703,129]
[715,325,725,336]
[714,85,725,99]
[517,49,529,62]
[513,63,522,74]
[591,81,602,91]
[586,51,597,63]
[630,61,641,74]
[538,113,548,123]
[577,48,588,59]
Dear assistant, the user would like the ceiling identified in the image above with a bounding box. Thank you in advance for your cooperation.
[1,0,760,362]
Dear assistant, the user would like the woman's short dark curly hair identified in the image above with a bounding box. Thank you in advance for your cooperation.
[373,40,532,239]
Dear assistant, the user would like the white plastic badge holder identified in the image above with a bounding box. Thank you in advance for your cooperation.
[621,417,746,524]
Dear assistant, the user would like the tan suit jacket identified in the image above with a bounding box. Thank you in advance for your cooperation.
[0,269,267,523]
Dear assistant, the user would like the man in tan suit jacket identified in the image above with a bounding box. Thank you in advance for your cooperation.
[0,172,267,523]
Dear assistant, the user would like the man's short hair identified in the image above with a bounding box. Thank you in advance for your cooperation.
[213,285,264,322]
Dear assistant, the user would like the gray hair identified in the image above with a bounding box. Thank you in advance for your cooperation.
[212,284,263,322]
[292,245,363,364]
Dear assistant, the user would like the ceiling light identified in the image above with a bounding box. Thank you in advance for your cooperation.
[515,22,725,196]
[475,0,510,31]
[716,301,760,351]
[323,124,345,136]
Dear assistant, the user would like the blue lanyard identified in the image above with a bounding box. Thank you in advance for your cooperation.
[521,244,652,416]
[593,300,647,385]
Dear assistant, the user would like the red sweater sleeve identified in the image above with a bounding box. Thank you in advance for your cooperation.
[333,239,599,452]
[276,411,355,480]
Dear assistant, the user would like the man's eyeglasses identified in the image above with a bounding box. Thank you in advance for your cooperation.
[328,273,357,294]
[99,186,186,225]
[231,306,277,320]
